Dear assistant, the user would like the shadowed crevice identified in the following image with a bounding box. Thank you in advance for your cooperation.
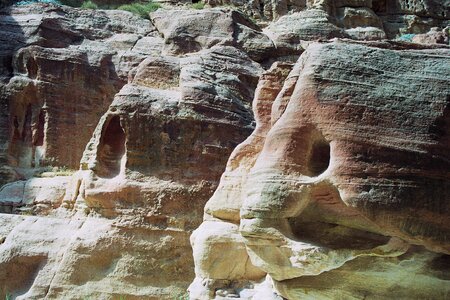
[96,115,126,178]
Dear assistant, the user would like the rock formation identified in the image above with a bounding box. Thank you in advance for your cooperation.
[0,3,156,188]
[1,3,265,299]
[0,0,449,299]
[191,40,450,299]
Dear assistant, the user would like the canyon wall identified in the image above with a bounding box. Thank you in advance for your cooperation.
[0,0,449,299]
[191,40,450,299]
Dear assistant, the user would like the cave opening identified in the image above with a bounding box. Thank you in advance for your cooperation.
[33,110,45,147]
[22,104,32,143]
[259,1,265,15]
[372,0,387,14]
[12,116,20,141]
[10,104,34,167]
[308,138,330,177]
[97,115,126,178]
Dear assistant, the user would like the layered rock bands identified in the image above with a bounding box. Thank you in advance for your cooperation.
[0,1,449,299]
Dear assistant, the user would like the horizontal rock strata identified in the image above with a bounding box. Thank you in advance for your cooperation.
[191,40,450,299]
[0,1,449,299]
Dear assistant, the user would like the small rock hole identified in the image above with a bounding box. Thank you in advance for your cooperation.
[97,116,126,178]
[308,138,330,176]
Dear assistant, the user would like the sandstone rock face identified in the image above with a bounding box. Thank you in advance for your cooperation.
[205,0,307,21]
[0,176,69,214]
[55,45,262,298]
[150,8,275,62]
[190,61,293,299]
[265,9,347,44]
[206,0,450,41]
[76,45,262,218]
[1,1,450,300]
[0,213,197,300]
[191,40,450,299]
[1,3,267,298]
[376,0,450,38]
[0,3,158,185]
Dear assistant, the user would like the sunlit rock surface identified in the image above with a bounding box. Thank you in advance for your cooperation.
[0,3,158,186]
[0,1,449,299]
[191,40,450,299]
[1,3,265,298]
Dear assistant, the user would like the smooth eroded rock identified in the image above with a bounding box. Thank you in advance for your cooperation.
[192,40,450,299]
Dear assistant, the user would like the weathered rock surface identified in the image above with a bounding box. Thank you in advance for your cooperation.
[1,3,265,297]
[0,175,69,214]
[412,26,450,44]
[205,0,306,21]
[76,44,262,217]
[191,40,450,299]
[0,3,159,185]
[1,1,450,300]
[0,213,197,299]
[264,8,347,46]
[150,8,276,62]
[207,0,450,41]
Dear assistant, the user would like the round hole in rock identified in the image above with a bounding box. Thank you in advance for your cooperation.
[308,137,330,177]
[97,116,126,178]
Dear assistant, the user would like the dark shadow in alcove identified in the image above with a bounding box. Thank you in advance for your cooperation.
[372,0,387,14]
[33,109,45,147]
[21,103,32,143]
[308,139,330,177]
[0,254,48,299]
[96,115,126,178]
[0,3,26,186]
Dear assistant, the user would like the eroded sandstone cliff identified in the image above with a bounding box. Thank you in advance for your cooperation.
[191,40,450,299]
[0,0,449,299]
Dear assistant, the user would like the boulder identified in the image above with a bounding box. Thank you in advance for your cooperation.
[336,7,383,29]
[0,214,194,299]
[0,181,25,213]
[150,8,275,61]
[265,9,347,49]
[412,27,449,45]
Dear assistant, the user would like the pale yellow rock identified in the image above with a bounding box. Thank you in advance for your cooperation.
[273,249,450,300]
[205,62,293,223]
[0,213,191,299]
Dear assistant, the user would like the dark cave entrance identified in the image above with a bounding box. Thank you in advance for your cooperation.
[31,109,46,167]
[33,110,45,147]
[10,104,34,167]
[308,135,330,177]
[372,0,387,13]
[22,104,32,143]
[97,115,126,178]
